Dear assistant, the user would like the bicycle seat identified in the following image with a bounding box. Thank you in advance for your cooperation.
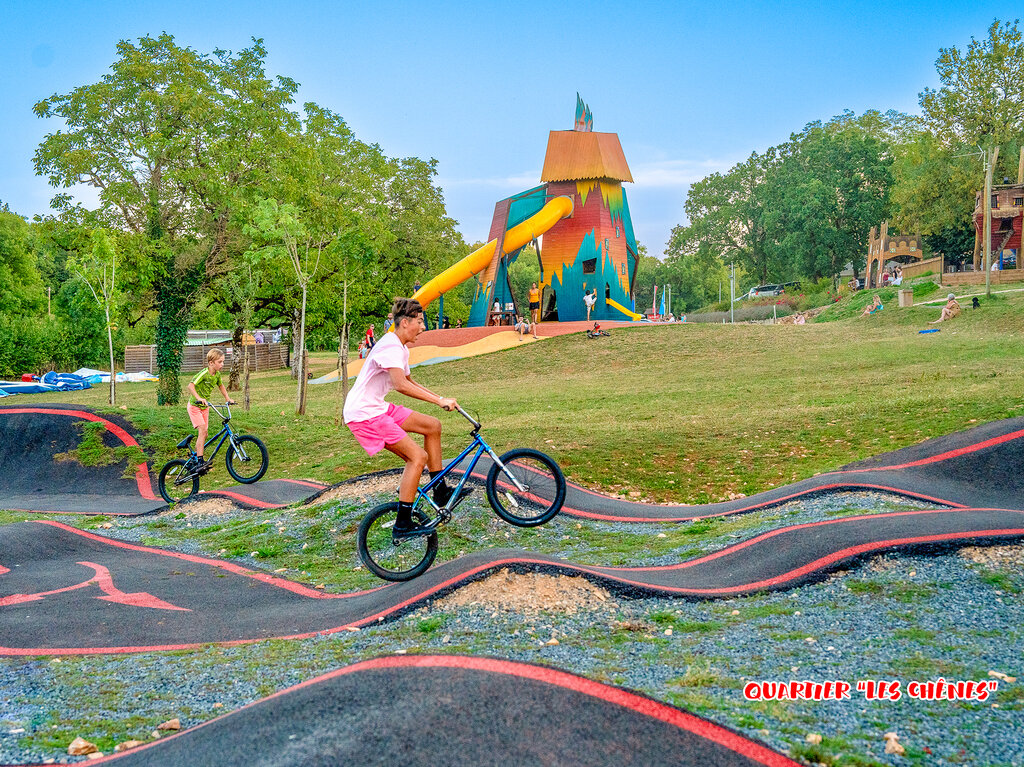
[177,435,195,450]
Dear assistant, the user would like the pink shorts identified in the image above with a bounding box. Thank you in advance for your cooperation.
[347,403,413,456]
[187,404,209,429]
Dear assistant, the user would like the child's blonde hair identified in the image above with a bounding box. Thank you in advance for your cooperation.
[206,348,225,363]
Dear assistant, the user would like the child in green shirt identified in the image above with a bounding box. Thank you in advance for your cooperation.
[186,348,235,473]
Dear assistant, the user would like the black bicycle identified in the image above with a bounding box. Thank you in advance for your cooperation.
[357,407,566,581]
[158,402,269,504]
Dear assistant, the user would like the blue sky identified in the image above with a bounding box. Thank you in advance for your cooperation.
[0,1,1006,257]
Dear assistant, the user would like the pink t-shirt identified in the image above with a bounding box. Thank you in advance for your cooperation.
[343,332,411,423]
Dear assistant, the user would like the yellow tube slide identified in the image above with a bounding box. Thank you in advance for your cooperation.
[606,297,642,321]
[412,195,574,309]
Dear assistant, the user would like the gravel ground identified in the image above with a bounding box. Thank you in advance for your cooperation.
[1,490,1022,765]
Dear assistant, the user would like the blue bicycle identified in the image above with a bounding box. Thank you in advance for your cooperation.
[356,407,566,580]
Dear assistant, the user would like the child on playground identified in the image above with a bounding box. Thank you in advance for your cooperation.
[514,313,536,340]
[186,348,235,474]
[343,297,468,537]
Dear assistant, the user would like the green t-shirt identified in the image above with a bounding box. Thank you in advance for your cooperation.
[189,368,222,409]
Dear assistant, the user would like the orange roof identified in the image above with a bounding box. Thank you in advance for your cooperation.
[540,131,633,183]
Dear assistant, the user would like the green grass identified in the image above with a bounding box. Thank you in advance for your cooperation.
[27,289,1024,505]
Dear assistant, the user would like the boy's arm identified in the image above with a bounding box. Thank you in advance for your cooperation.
[388,368,456,410]
[218,383,235,403]
[187,382,207,406]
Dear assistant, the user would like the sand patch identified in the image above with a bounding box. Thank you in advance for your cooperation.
[171,497,238,517]
[314,475,402,505]
[959,545,1024,569]
[435,568,617,615]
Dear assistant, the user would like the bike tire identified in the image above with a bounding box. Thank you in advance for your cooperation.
[226,435,269,484]
[357,502,438,581]
[158,459,199,504]
[486,448,566,527]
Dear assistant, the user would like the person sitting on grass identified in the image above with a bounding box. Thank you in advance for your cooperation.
[186,348,235,474]
[860,295,883,317]
[929,293,961,324]
[343,297,469,538]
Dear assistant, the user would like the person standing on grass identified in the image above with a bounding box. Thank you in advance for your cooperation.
[343,297,469,537]
[186,348,235,474]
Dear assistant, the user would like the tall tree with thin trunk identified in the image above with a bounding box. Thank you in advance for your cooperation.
[67,230,119,404]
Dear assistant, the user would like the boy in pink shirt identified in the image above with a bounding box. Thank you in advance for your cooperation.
[344,297,467,536]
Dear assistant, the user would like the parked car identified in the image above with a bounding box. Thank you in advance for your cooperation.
[746,284,786,298]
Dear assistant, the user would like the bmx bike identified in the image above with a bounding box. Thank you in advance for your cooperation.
[356,406,566,581]
[157,402,269,504]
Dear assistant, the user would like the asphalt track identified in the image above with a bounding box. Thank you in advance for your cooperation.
[27,656,798,767]
[0,405,163,515]
[3,503,1023,655]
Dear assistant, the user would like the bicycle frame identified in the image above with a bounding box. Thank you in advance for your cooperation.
[180,403,245,462]
[414,407,527,517]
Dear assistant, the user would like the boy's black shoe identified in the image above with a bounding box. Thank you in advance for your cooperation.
[392,500,428,540]
[433,482,473,509]
[196,458,215,476]
[392,519,433,540]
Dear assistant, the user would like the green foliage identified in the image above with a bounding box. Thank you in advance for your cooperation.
[920,20,1024,150]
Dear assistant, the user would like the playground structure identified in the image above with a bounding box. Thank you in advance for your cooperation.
[413,96,642,326]
[864,222,926,288]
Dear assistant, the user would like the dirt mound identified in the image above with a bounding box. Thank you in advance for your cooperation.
[435,568,617,615]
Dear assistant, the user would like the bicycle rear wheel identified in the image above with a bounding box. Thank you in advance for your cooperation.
[226,435,269,484]
[486,448,566,527]
[357,502,438,581]
[158,459,199,504]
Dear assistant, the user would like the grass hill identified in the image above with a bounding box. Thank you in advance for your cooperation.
[29,289,1024,504]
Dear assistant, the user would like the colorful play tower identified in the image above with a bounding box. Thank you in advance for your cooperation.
[412,96,641,325]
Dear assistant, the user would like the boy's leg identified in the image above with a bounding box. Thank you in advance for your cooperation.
[383,436,428,502]
[400,410,472,508]
[399,411,442,472]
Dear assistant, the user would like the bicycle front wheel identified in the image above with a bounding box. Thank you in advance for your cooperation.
[486,448,566,527]
[226,435,269,484]
[357,502,438,581]
[158,459,199,504]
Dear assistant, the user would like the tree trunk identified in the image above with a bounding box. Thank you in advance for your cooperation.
[228,323,243,391]
[290,308,301,379]
[105,305,116,405]
[335,281,349,425]
[295,283,308,415]
[243,335,251,412]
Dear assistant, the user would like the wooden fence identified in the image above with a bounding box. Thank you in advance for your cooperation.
[124,343,288,374]
[941,269,1023,286]
[898,256,942,281]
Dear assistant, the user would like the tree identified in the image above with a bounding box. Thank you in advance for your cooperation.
[769,121,892,282]
[681,151,783,285]
[34,34,299,405]
[920,19,1024,151]
[67,230,119,404]
[248,198,327,415]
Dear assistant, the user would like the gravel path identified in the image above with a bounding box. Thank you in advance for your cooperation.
[1,490,1021,765]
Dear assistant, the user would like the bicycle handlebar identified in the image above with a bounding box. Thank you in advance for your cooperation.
[456,405,481,431]
[206,401,233,420]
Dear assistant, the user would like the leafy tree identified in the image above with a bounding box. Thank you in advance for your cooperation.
[0,210,45,315]
[920,19,1024,150]
[769,121,892,281]
[663,228,729,312]
[681,151,782,285]
[34,34,298,405]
